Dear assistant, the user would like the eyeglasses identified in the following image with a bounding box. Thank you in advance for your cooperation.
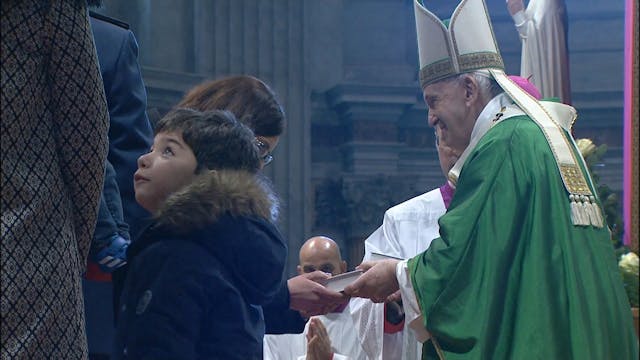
[255,138,274,166]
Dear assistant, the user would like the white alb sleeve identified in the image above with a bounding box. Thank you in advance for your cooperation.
[297,353,350,360]
[396,260,431,343]
[510,10,529,38]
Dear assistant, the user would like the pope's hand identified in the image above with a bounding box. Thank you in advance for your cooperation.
[288,271,349,317]
[342,259,400,303]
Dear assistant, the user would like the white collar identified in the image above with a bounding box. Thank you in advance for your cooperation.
[448,93,512,187]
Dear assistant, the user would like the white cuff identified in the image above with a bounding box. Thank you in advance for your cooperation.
[299,353,349,360]
[395,260,430,343]
[511,10,526,27]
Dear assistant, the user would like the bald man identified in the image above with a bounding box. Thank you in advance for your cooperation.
[297,236,347,276]
[264,236,385,360]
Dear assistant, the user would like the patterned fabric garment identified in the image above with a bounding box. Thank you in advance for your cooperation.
[1,0,109,359]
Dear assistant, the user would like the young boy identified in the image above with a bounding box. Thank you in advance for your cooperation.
[112,108,287,360]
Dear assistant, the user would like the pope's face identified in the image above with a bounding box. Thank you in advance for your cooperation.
[423,77,477,157]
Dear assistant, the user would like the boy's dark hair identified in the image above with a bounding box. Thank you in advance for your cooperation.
[178,75,286,137]
[156,108,261,173]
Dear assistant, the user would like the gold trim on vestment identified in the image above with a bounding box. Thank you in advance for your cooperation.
[490,69,603,228]
[560,164,591,194]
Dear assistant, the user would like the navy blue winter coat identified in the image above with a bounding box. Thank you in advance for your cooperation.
[113,170,288,360]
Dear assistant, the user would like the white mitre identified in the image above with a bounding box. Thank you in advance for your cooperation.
[414,0,504,88]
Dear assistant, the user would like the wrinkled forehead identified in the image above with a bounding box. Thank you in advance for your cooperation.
[422,76,461,104]
[423,74,460,93]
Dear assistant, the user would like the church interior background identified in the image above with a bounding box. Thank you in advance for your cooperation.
[95,0,629,272]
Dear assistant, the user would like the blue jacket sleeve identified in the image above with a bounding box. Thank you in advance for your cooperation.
[92,18,153,241]
[262,280,306,334]
[92,160,129,252]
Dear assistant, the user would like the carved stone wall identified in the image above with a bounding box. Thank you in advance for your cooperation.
[312,82,442,265]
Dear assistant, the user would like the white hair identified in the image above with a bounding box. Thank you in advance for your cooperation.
[444,71,503,99]
[472,71,503,98]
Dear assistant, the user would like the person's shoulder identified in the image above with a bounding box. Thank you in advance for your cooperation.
[133,229,210,263]
[385,187,445,219]
[488,114,543,144]
[89,11,130,30]
[480,114,557,167]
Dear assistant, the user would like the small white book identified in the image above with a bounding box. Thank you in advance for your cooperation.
[369,252,405,261]
[323,270,364,292]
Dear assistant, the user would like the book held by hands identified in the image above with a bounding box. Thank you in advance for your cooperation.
[324,270,364,292]
[369,252,404,261]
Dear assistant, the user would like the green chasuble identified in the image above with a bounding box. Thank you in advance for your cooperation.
[408,115,639,359]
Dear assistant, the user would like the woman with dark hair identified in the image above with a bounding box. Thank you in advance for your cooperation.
[179,75,285,168]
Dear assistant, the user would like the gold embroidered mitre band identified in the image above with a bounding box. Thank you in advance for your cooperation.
[414,0,505,88]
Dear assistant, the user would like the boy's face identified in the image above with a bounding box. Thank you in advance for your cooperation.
[134,131,198,213]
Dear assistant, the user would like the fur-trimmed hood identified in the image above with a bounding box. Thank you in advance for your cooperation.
[118,170,289,359]
[154,169,279,234]
[126,169,288,313]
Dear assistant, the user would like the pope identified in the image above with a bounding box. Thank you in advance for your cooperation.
[344,1,639,359]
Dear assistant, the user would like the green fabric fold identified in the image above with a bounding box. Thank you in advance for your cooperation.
[408,116,638,359]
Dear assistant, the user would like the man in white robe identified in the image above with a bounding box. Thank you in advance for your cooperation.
[363,132,456,360]
[264,236,385,360]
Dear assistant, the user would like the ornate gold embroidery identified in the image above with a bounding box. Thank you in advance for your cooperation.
[419,59,456,88]
[492,107,506,122]
[560,164,591,194]
[458,52,504,73]
[419,52,504,88]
